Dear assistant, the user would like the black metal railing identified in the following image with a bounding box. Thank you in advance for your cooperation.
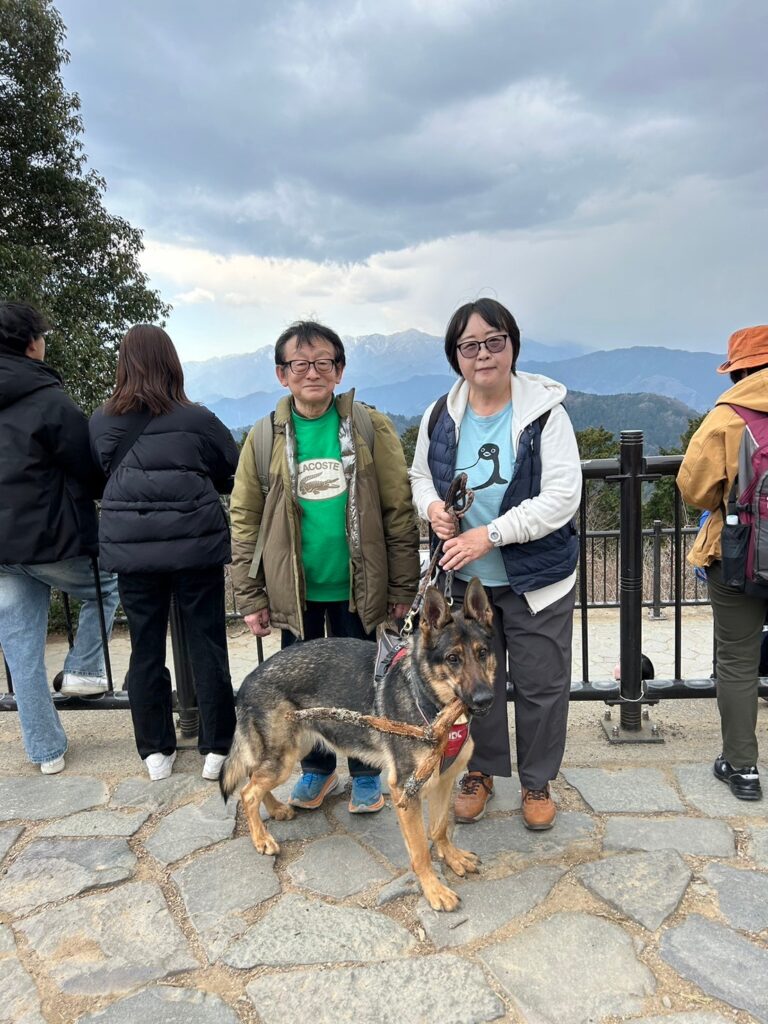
[4,430,766,731]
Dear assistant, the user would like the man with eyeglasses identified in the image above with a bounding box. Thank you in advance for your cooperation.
[230,320,419,813]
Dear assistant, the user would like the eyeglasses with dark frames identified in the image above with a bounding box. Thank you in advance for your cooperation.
[456,333,509,359]
[281,358,338,376]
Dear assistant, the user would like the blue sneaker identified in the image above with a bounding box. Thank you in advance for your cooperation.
[289,771,340,809]
[349,775,385,814]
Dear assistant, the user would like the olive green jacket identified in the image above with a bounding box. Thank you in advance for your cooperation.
[230,390,420,637]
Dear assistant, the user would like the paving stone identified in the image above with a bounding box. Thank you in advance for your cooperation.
[575,850,691,930]
[38,810,149,837]
[222,892,416,968]
[629,1015,731,1024]
[260,806,335,843]
[454,811,597,864]
[749,824,768,867]
[562,767,684,812]
[0,923,15,953]
[245,953,505,1024]
[417,864,565,948]
[484,773,522,813]
[0,838,136,914]
[76,986,241,1024]
[144,793,236,864]
[604,816,735,857]
[480,911,656,1024]
[110,773,209,811]
[16,881,197,996]
[331,801,415,869]
[659,914,768,1024]
[704,862,768,932]
[376,871,423,905]
[0,823,22,863]
[287,835,392,897]
[171,836,279,961]
[0,952,46,1024]
[674,763,768,818]
[0,777,108,821]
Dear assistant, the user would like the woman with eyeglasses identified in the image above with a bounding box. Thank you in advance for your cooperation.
[410,298,582,830]
[89,325,239,782]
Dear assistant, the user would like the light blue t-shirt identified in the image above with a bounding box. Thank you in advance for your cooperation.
[455,401,515,586]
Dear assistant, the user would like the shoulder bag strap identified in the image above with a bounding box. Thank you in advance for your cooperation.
[106,410,153,476]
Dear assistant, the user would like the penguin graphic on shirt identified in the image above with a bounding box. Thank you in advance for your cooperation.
[458,443,508,491]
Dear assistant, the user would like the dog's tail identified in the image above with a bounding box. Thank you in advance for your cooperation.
[219,726,257,803]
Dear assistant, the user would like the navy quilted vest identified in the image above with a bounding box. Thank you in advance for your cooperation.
[427,397,579,594]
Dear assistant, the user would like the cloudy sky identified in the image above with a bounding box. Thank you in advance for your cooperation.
[56,0,767,361]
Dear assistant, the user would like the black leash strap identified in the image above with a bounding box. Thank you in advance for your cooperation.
[401,473,474,636]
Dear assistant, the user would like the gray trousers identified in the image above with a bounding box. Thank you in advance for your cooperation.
[449,575,575,789]
[707,561,763,767]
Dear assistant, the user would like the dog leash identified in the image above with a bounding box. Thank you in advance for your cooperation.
[400,473,474,637]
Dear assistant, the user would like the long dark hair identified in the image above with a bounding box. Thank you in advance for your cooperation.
[105,325,191,416]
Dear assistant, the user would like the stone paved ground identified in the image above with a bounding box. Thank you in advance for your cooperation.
[1,608,768,1024]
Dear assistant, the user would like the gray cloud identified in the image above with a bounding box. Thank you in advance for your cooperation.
[57,0,768,264]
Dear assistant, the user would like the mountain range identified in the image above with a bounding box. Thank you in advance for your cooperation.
[183,329,718,449]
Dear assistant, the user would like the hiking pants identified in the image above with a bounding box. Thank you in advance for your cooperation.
[707,560,764,767]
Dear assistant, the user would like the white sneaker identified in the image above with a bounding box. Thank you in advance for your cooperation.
[145,751,177,781]
[202,753,226,780]
[41,755,65,775]
[61,673,109,696]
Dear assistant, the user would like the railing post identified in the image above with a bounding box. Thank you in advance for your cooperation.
[650,519,664,619]
[619,430,644,732]
[169,593,199,738]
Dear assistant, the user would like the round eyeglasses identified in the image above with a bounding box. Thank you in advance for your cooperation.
[281,358,338,376]
[456,334,509,359]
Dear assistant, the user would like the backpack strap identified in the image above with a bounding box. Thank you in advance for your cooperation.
[250,412,276,497]
[427,393,448,439]
[251,403,375,499]
[352,402,375,453]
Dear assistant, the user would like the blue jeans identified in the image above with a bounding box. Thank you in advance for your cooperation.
[0,557,119,764]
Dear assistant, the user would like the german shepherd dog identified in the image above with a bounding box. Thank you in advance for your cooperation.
[220,578,496,911]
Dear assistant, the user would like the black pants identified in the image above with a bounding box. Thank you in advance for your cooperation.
[119,567,236,759]
[282,601,379,778]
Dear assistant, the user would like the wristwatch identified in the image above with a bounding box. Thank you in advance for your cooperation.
[487,523,503,547]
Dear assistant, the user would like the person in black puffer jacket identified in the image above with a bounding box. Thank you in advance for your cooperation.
[89,324,239,782]
[0,301,119,774]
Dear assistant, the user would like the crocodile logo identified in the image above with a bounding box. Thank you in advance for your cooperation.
[297,459,346,500]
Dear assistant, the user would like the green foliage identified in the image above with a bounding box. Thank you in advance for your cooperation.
[0,0,170,412]
[565,391,699,454]
[575,426,620,530]
[400,424,419,466]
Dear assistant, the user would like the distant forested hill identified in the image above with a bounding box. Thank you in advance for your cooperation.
[564,390,701,452]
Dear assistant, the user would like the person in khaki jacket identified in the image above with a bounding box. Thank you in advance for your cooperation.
[230,320,420,813]
[678,324,768,802]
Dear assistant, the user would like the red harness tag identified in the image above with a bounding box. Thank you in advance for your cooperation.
[440,721,469,774]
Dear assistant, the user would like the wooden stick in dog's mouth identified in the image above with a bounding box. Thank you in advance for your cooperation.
[286,697,468,808]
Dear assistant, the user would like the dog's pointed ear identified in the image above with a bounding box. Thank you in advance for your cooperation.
[420,586,453,639]
[463,577,494,629]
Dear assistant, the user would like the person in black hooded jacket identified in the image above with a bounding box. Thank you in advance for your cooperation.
[89,324,239,782]
[0,301,119,774]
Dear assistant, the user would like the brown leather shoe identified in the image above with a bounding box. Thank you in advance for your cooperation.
[454,772,494,822]
[521,785,556,830]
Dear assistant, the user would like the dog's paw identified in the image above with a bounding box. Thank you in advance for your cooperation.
[439,843,480,877]
[253,834,281,856]
[422,877,461,912]
[270,801,295,821]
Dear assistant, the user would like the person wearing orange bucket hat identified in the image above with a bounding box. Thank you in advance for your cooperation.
[678,325,768,801]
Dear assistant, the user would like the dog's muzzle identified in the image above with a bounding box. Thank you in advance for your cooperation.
[466,685,494,717]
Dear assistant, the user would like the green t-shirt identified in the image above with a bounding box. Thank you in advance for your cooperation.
[292,403,350,601]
